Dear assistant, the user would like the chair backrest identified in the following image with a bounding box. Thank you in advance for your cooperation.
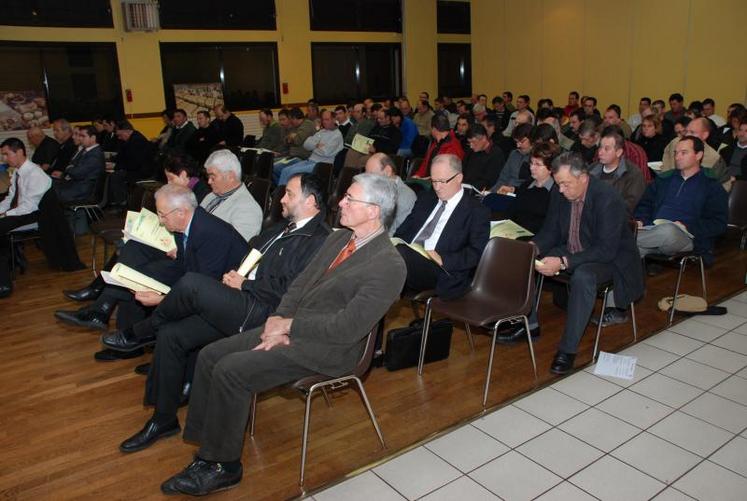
[92,170,109,208]
[246,176,271,213]
[313,162,334,197]
[262,185,286,230]
[354,323,381,378]
[254,152,274,180]
[728,180,747,228]
[240,150,257,180]
[471,237,536,315]
[328,166,361,209]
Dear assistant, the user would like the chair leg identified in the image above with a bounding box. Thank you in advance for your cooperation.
[630,301,638,343]
[410,299,421,319]
[352,377,386,449]
[669,257,688,326]
[464,323,475,352]
[522,315,537,378]
[592,288,609,361]
[321,387,332,408]
[417,298,433,376]
[9,237,15,280]
[698,256,707,301]
[483,320,504,408]
[741,230,747,251]
[534,275,545,313]
[299,386,317,486]
[91,235,98,274]
[248,393,257,437]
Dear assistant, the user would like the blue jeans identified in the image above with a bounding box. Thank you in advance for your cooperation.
[272,157,302,184]
[276,159,317,186]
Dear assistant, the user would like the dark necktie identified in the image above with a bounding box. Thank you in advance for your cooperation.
[10,170,20,209]
[414,201,447,247]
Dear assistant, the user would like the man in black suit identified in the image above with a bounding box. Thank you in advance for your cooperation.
[55,184,246,336]
[26,126,59,171]
[212,105,244,147]
[394,154,490,299]
[109,120,155,204]
[166,108,196,153]
[48,119,76,176]
[521,152,644,374]
[54,125,105,204]
[105,173,331,453]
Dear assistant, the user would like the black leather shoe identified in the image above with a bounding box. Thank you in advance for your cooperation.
[591,308,630,327]
[63,285,104,302]
[0,285,11,299]
[120,418,181,453]
[55,308,109,331]
[94,348,144,361]
[134,362,151,376]
[496,325,540,345]
[161,458,242,496]
[101,329,155,352]
[550,351,576,375]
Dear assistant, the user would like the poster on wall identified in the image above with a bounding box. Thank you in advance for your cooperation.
[0,91,50,131]
[173,83,224,118]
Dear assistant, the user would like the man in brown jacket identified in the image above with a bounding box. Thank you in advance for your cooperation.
[159,173,407,496]
[589,128,646,213]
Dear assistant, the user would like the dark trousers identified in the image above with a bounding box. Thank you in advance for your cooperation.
[396,244,441,294]
[0,212,39,286]
[532,262,613,354]
[143,272,272,418]
[183,330,315,462]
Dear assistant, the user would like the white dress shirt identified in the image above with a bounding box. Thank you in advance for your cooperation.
[0,159,52,217]
[413,189,464,250]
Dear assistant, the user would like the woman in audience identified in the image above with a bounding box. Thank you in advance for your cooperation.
[163,152,210,203]
[506,141,560,234]
[634,115,667,162]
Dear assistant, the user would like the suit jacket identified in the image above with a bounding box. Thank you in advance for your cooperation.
[31,136,59,167]
[49,137,76,175]
[55,145,105,203]
[532,177,644,306]
[167,122,197,151]
[117,130,155,182]
[177,207,247,280]
[395,188,490,299]
[271,229,406,376]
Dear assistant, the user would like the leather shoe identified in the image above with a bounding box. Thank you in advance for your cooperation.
[94,348,144,361]
[63,284,103,302]
[134,362,151,375]
[0,284,11,299]
[590,308,629,327]
[55,308,109,331]
[120,418,181,453]
[161,458,242,496]
[496,325,540,345]
[101,329,155,352]
[550,351,576,375]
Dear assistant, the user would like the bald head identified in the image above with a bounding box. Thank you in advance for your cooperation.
[686,117,711,141]
[26,127,46,146]
[515,110,533,126]
[364,152,397,178]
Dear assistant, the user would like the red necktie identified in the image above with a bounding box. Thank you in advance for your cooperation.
[327,239,356,272]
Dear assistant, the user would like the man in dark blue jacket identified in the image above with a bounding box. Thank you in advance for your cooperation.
[634,136,728,266]
[394,154,490,299]
[105,173,330,453]
[54,125,105,204]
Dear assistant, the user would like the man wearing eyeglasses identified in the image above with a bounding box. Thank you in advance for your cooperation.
[394,154,490,299]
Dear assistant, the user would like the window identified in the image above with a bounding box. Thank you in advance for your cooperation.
[437,1,471,34]
[160,43,280,111]
[159,0,276,30]
[309,0,401,32]
[311,43,401,104]
[4,0,113,27]
[438,44,471,98]
[0,42,123,122]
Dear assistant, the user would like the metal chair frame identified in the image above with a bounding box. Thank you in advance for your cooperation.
[646,253,706,326]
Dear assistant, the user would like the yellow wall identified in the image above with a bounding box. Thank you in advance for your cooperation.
[472,0,746,118]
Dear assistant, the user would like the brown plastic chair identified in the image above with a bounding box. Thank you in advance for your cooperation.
[247,324,386,485]
[262,186,286,230]
[254,152,274,180]
[327,166,361,225]
[312,162,334,196]
[245,176,271,213]
[419,238,538,407]
[403,288,475,352]
[728,180,747,249]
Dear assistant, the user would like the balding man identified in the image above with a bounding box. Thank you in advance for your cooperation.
[26,127,59,171]
[48,119,76,175]
[159,174,406,496]
[212,105,244,147]
[364,152,416,234]
[394,154,490,299]
[661,117,730,188]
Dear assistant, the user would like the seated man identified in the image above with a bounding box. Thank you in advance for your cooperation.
[275,109,343,186]
[0,138,52,298]
[256,108,282,152]
[54,125,105,204]
[463,123,506,191]
[106,173,330,453]
[211,105,244,148]
[109,120,156,204]
[589,128,646,213]
[661,118,730,188]
[571,119,600,165]
[48,119,76,176]
[159,174,406,496]
[504,141,559,234]
[364,152,416,235]
[344,107,402,169]
[165,108,196,153]
[186,110,219,166]
[272,107,315,178]
[26,126,59,171]
[55,184,247,333]
[487,123,534,194]
[720,119,747,179]
[411,114,465,178]
[517,152,643,375]
[635,136,728,266]
[394,154,489,299]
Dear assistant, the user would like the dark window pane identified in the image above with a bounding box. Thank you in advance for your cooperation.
[160,0,276,30]
[437,1,471,34]
[160,43,279,111]
[312,43,401,104]
[310,0,401,32]
[4,0,113,27]
[438,44,471,98]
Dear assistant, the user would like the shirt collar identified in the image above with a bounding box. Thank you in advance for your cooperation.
[352,225,385,249]
[85,144,100,152]
[529,176,555,191]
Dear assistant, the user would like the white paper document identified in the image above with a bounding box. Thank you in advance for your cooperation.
[593,351,637,380]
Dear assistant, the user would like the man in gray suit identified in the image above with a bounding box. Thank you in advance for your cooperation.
[54,125,104,204]
[159,174,407,496]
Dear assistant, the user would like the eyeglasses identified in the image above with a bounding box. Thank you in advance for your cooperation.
[342,192,378,206]
[431,173,460,185]
[157,208,179,219]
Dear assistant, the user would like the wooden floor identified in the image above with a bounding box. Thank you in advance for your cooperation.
[1,233,745,500]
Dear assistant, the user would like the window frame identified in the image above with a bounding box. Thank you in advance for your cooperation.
[308,0,402,33]
[158,0,277,30]
[437,43,472,98]
[2,0,113,28]
[436,0,471,35]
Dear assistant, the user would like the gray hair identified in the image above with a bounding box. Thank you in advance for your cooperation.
[53,118,72,132]
[551,152,588,177]
[431,153,463,174]
[472,103,486,114]
[578,119,599,138]
[204,149,241,179]
[155,183,198,210]
[352,173,398,229]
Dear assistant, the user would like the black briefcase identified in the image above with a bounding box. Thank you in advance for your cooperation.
[383,318,453,371]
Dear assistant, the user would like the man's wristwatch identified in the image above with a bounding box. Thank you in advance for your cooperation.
[559,258,567,271]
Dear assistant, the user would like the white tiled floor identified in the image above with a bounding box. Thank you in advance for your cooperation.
[312,297,747,500]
